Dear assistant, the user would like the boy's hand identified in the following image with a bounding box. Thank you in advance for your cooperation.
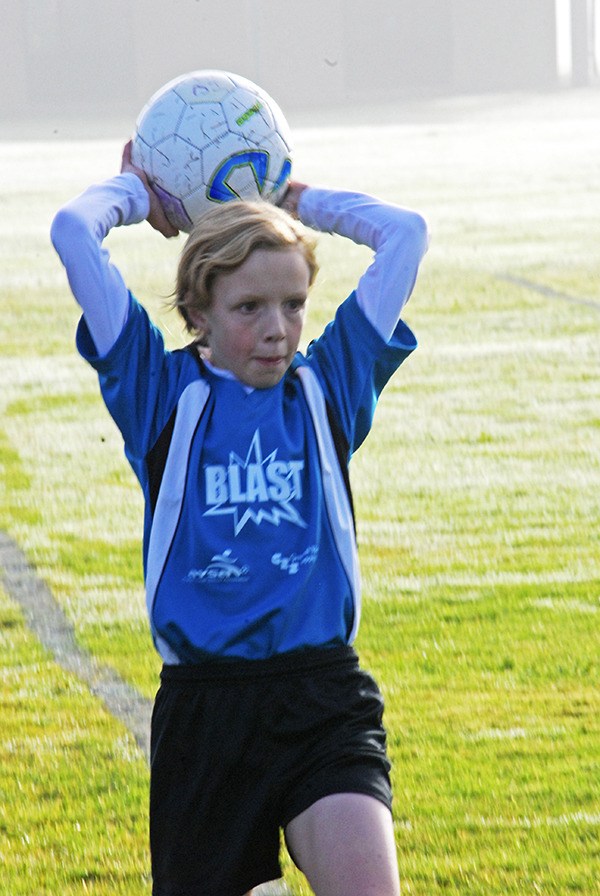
[278,181,308,218]
[120,141,179,238]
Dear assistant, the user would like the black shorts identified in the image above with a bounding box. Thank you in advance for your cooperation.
[150,645,392,896]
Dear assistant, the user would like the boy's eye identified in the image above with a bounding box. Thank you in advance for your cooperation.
[238,301,258,313]
[286,297,307,312]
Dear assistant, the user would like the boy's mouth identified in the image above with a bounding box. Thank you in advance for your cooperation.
[255,355,285,366]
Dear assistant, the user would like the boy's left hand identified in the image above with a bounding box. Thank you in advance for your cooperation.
[120,141,179,238]
[278,181,308,218]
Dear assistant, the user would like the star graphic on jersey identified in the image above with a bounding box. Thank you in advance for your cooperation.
[203,428,308,536]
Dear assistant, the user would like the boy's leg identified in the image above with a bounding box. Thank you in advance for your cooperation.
[284,792,400,896]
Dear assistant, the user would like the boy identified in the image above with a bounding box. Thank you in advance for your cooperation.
[51,142,428,896]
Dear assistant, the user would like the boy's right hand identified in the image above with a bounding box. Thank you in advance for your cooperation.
[120,141,179,238]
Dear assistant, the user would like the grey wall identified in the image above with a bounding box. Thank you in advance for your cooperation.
[0,0,597,126]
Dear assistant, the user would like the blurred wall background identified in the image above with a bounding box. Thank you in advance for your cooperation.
[1,0,598,127]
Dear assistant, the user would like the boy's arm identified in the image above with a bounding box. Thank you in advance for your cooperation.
[290,185,427,452]
[297,187,428,342]
[50,172,150,356]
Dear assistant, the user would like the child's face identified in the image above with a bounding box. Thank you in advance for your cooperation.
[192,246,310,389]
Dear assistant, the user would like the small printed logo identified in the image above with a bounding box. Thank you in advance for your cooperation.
[185,550,249,584]
[235,101,262,127]
[271,545,318,576]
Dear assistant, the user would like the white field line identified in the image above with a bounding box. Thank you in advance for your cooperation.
[463,725,567,742]
[370,569,599,592]
[464,811,600,830]
[499,273,600,312]
[0,530,152,761]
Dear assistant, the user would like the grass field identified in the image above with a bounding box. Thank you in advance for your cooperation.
[1,88,599,894]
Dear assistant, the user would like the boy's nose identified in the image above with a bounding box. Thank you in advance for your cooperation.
[264,308,285,340]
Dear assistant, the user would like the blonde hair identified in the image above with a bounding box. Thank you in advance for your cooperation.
[174,200,318,334]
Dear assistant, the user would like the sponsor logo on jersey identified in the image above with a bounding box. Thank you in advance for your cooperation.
[203,428,307,536]
[271,545,318,575]
[185,550,249,584]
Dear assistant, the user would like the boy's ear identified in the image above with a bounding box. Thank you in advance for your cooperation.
[188,308,210,336]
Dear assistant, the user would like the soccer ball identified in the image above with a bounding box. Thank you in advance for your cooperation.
[131,70,293,233]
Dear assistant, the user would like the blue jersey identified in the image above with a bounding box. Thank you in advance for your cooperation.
[76,292,416,661]
[52,174,427,662]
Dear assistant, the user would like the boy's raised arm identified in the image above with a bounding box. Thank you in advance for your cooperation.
[50,172,150,356]
[297,187,428,342]
[50,142,178,357]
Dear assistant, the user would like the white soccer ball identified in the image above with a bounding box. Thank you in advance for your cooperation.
[131,70,293,233]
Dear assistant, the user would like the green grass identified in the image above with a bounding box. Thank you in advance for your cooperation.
[1,89,599,894]
[0,585,150,895]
